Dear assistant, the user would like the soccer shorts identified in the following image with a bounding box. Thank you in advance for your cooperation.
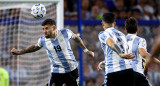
[48,68,79,86]
[134,72,151,86]
[105,69,135,86]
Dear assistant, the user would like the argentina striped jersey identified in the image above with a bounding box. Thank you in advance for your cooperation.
[98,27,132,74]
[126,34,147,74]
[37,29,78,73]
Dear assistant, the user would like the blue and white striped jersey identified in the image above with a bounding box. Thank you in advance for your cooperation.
[98,27,132,74]
[126,34,147,74]
[37,29,78,73]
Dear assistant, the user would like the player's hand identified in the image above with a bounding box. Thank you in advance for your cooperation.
[10,48,21,55]
[97,61,105,71]
[144,57,151,75]
[86,51,94,58]
[72,34,79,39]
[145,57,160,75]
[119,53,135,59]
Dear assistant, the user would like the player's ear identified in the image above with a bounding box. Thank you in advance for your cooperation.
[113,22,116,26]
[102,22,104,26]
[53,25,56,30]
[125,28,127,33]
[137,28,139,32]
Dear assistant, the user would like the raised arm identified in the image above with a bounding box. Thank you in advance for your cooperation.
[72,34,94,58]
[139,46,160,75]
[138,48,150,59]
[106,38,135,59]
[150,38,160,58]
[97,61,105,71]
[11,44,42,55]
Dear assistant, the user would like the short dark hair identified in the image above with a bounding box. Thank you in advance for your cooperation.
[125,17,138,33]
[102,13,115,24]
[41,19,56,26]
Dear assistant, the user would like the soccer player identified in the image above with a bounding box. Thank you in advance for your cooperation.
[98,13,135,86]
[125,17,151,86]
[10,19,94,86]
[125,17,160,86]
[0,63,9,86]
[98,17,160,86]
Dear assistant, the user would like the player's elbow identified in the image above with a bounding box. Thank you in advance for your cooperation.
[141,54,148,59]
[140,51,151,59]
[139,48,150,59]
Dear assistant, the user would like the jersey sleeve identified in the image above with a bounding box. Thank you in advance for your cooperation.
[98,31,111,44]
[66,29,73,39]
[37,38,43,47]
[138,38,147,50]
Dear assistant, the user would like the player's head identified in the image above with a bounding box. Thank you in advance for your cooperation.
[102,13,116,29]
[125,17,138,34]
[41,19,56,38]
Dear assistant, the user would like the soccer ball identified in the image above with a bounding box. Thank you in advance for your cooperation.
[31,3,46,19]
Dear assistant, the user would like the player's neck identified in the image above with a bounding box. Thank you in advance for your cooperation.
[127,33,137,35]
[104,26,113,30]
[51,30,58,39]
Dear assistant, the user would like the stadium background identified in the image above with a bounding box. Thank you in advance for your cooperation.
[0,0,160,86]
[64,0,160,86]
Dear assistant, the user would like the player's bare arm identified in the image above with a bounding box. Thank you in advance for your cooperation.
[106,38,135,59]
[139,48,160,75]
[150,38,160,58]
[97,61,105,71]
[11,44,41,55]
[72,34,94,58]
[138,48,151,59]
[139,48,160,64]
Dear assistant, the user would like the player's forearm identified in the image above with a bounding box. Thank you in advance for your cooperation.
[73,36,86,50]
[151,41,160,57]
[153,58,160,64]
[18,45,41,55]
[106,38,122,55]
[110,44,122,55]
[139,48,151,59]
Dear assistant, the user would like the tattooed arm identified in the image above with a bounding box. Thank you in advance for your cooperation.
[106,38,135,59]
[72,34,94,58]
[11,44,42,55]
[72,34,86,50]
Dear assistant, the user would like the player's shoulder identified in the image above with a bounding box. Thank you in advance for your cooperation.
[38,35,46,42]
[59,28,66,32]
[60,28,73,33]
[136,36,146,40]
[39,35,45,39]
[98,31,105,36]
[115,29,125,36]
[60,28,70,31]
[136,36,146,43]
[0,68,8,73]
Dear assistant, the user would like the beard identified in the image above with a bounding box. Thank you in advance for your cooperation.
[44,33,51,38]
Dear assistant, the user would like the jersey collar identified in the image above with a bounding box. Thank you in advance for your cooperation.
[105,27,114,31]
[127,33,137,36]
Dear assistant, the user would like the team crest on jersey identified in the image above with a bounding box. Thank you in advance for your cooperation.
[60,39,63,42]
[47,43,51,46]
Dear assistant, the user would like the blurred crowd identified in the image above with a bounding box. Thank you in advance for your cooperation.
[64,0,160,20]
[64,0,160,86]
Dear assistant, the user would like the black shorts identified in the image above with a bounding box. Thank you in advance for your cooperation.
[134,72,151,86]
[105,69,135,86]
[48,68,79,86]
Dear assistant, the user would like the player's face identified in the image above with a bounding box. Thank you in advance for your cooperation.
[42,25,54,38]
